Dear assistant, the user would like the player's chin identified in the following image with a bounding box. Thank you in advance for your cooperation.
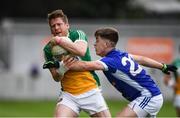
[55,33,62,37]
[96,52,100,56]
[96,52,103,57]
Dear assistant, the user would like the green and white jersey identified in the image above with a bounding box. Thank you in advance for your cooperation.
[68,29,91,61]
[43,29,100,86]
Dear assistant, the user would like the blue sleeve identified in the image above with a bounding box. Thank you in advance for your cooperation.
[100,57,117,73]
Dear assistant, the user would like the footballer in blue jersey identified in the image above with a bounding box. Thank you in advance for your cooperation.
[56,27,177,117]
[99,49,161,101]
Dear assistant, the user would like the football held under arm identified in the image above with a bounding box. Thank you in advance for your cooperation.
[69,40,87,57]
[51,31,88,57]
[57,37,87,57]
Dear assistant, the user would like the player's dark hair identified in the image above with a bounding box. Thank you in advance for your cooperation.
[94,27,119,47]
[47,9,69,24]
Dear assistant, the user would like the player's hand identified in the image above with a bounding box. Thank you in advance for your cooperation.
[55,55,78,76]
[63,55,78,68]
[162,63,177,75]
[49,39,57,47]
[49,36,61,47]
[43,61,59,69]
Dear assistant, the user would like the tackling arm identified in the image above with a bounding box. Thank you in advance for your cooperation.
[64,60,105,71]
[131,54,177,74]
[131,54,163,69]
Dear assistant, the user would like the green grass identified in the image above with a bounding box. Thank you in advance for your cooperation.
[0,99,176,117]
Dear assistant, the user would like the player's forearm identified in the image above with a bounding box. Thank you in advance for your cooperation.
[49,68,62,82]
[69,61,92,71]
[52,75,60,82]
[133,55,163,69]
[57,38,87,56]
[63,44,86,56]
[141,58,162,69]
[68,61,104,71]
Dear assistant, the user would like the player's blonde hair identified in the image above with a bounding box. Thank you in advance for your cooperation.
[47,9,69,24]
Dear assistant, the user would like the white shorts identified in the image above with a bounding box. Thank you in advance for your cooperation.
[57,88,108,115]
[128,94,163,117]
[173,94,180,107]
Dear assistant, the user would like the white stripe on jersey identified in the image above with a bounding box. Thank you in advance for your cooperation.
[77,30,86,40]
[74,39,87,44]
[99,57,154,97]
[112,69,152,97]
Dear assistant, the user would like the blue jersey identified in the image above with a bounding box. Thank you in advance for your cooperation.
[99,49,161,101]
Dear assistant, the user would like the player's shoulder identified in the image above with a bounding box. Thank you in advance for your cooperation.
[69,29,87,41]
[107,49,127,58]
[69,29,86,37]
[69,29,85,33]
[102,50,129,65]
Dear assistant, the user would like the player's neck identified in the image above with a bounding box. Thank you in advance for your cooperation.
[104,47,115,56]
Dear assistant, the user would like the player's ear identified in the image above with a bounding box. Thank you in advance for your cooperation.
[105,42,108,47]
[66,23,70,29]
[105,40,112,47]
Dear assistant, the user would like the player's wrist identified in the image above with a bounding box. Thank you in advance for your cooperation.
[161,63,167,72]
[161,63,177,75]
[56,61,69,76]
[161,63,169,74]
[55,36,62,45]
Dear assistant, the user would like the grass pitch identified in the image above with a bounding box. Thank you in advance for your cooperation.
[0,99,176,117]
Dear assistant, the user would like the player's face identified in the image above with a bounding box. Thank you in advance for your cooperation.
[94,36,108,57]
[49,17,69,37]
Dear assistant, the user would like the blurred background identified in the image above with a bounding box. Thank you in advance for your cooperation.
[0,0,180,117]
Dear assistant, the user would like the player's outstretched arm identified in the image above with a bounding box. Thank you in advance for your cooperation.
[62,57,105,71]
[68,61,104,71]
[131,54,177,74]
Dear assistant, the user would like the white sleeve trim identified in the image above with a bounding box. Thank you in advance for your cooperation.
[74,39,87,44]
[77,30,86,39]
[97,60,108,71]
